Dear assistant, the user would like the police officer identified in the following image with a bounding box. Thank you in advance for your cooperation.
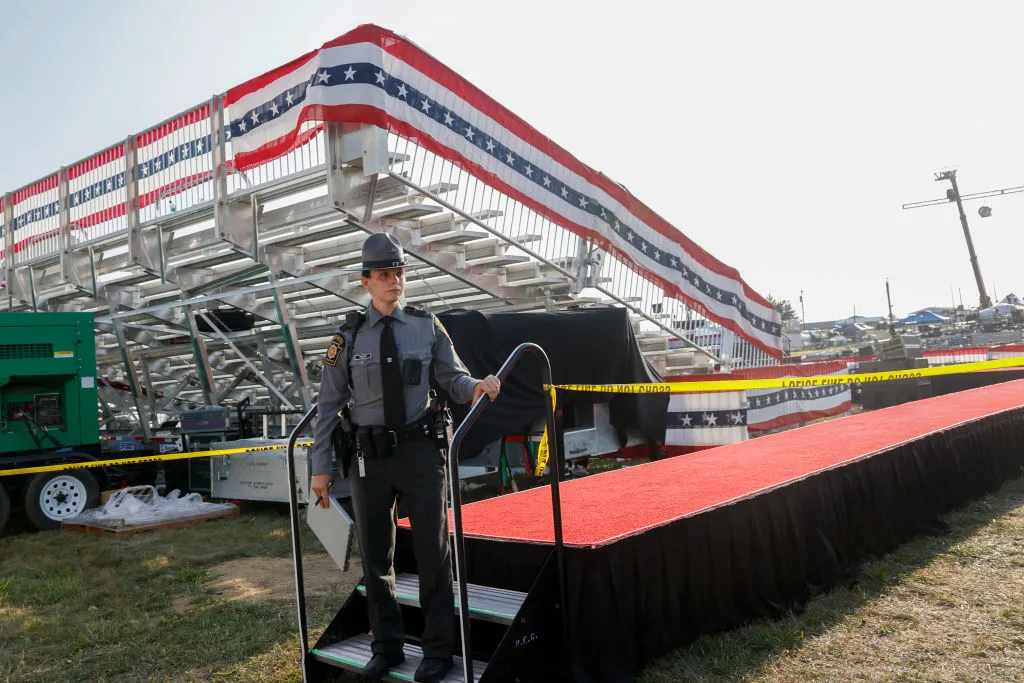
[310,232,500,682]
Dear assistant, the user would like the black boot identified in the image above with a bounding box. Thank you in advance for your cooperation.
[414,656,454,682]
[362,651,405,680]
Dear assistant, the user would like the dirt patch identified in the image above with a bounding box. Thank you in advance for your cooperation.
[171,554,361,613]
[207,554,360,606]
[171,595,194,613]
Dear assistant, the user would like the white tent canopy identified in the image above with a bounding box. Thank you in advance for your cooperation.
[979,299,1024,322]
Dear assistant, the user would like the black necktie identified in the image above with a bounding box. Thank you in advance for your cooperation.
[380,317,406,430]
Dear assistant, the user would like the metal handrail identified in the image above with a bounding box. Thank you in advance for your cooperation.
[286,404,318,683]
[388,170,722,365]
[447,342,566,683]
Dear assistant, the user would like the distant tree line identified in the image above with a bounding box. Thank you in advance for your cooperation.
[767,295,797,322]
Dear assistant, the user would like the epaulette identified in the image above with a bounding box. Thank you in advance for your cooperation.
[341,310,366,330]
[403,305,431,318]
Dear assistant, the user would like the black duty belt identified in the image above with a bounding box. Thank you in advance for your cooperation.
[355,416,433,456]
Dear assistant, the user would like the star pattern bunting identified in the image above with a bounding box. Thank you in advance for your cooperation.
[227,62,782,338]
[11,201,60,230]
[749,383,848,408]
[668,409,747,429]
[11,135,213,232]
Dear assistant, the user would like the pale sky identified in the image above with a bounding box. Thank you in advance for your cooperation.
[3,0,1022,322]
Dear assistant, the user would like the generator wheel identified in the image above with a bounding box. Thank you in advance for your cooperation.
[24,470,99,531]
[0,485,10,534]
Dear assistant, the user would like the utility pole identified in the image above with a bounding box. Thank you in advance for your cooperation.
[799,290,805,326]
[903,169,993,309]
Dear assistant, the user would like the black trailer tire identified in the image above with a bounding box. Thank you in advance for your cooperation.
[0,484,10,534]
[23,469,100,531]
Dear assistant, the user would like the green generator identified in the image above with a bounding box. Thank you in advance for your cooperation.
[1,312,99,454]
[1,312,104,532]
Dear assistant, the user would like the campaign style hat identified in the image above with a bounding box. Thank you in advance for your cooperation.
[360,233,407,270]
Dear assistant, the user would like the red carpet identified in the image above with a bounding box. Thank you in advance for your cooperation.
[429,378,1024,548]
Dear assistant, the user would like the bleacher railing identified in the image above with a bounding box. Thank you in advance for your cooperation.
[2,89,778,370]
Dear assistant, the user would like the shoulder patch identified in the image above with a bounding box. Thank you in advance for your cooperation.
[403,305,430,318]
[323,333,345,367]
[433,315,453,343]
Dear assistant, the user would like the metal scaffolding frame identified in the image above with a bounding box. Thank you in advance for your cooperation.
[1,98,776,435]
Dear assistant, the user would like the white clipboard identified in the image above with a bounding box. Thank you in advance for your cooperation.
[306,494,356,573]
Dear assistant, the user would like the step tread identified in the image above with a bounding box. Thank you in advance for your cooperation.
[375,203,444,220]
[313,634,486,682]
[419,230,490,245]
[357,573,526,624]
[463,254,530,267]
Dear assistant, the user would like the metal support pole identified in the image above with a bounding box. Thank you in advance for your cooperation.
[183,303,218,405]
[97,394,115,422]
[718,327,736,371]
[3,193,15,310]
[57,166,73,288]
[257,337,279,412]
[570,238,590,294]
[158,374,193,411]
[214,371,250,405]
[109,312,154,440]
[99,379,134,415]
[212,94,229,219]
[196,309,297,409]
[268,273,312,411]
[139,361,160,431]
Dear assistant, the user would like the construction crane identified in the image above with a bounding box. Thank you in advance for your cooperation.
[902,169,1024,309]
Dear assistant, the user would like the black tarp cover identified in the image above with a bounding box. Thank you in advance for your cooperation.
[434,306,668,461]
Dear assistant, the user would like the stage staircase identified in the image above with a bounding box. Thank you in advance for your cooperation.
[288,343,571,683]
[309,558,562,683]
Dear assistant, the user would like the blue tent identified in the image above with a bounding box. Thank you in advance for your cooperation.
[898,310,949,326]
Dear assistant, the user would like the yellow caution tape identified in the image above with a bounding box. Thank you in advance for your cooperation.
[534,385,558,478]
[0,441,314,478]
[547,355,1024,394]
[9,356,1022,478]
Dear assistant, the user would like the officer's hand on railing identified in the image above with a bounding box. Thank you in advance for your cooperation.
[311,474,333,508]
[473,375,501,404]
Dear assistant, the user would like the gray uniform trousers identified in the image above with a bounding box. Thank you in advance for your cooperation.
[348,436,454,659]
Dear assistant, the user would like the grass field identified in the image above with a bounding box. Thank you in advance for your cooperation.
[2,474,1023,682]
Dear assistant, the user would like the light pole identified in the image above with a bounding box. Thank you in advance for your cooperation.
[799,290,805,327]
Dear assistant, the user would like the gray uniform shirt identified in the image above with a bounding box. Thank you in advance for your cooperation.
[310,304,479,476]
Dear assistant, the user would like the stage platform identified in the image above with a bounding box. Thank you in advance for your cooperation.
[391,378,1024,682]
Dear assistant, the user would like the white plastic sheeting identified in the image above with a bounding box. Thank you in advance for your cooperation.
[68,485,236,529]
